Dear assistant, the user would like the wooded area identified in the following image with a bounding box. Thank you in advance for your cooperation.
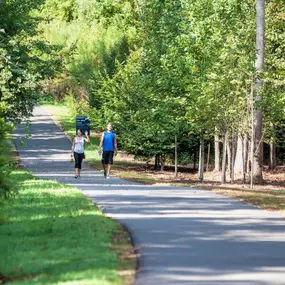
[1,0,285,192]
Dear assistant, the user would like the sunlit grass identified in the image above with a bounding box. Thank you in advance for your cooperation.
[0,169,135,285]
[213,188,285,212]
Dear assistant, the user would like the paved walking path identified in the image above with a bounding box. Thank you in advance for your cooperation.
[13,106,285,285]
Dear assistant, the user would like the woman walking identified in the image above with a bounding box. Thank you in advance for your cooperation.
[71,129,90,178]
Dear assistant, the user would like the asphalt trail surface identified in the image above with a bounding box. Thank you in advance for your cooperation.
[13,106,285,285]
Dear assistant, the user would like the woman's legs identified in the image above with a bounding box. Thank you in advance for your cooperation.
[78,153,83,177]
[74,152,84,178]
[74,152,82,177]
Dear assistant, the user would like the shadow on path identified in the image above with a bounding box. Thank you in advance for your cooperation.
[13,106,285,285]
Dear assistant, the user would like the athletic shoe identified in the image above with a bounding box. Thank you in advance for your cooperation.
[106,175,110,179]
[74,176,78,179]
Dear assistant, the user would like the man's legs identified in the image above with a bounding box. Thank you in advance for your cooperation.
[107,164,111,178]
[102,163,107,178]
[102,151,114,179]
[102,152,106,177]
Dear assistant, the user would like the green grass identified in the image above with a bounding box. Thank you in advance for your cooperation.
[115,172,157,185]
[214,188,285,212]
[0,169,133,285]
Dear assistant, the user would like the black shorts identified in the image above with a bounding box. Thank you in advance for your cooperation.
[102,151,114,165]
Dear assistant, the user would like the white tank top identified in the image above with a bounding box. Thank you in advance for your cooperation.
[74,137,84,153]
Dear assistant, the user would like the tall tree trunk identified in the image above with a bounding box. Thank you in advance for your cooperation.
[174,135,178,178]
[253,0,265,184]
[198,135,204,182]
[161,155,165,171]
[214,132,220,171]
[234,135,243,173]
[193,149,197,170]
[244,134,249,174]
[221,132,227,184]
[230,134,235,184]
[269,141,277,171]
[155,155,159,170]
[251,105,254,188]
[226,140,231,172]
[206,143,210,172]
[241,136,246,184]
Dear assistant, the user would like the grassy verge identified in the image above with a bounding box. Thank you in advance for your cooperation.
[0,170,136,285]
[213,187,285,213]
[0,140,136,285]
[41,103,285,214]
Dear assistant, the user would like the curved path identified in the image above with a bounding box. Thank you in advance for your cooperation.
[13,106,285,285]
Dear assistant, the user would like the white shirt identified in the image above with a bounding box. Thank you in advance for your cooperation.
[74,137,84,153]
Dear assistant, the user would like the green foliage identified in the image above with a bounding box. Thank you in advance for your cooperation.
[0,154,15,200]
[29,0,285,163]
[0,37,38,122]
[0,134,17,200]
[0,0,47,198]
[262,0,285,141]
[0,101,17,199]
[36,0,139,104]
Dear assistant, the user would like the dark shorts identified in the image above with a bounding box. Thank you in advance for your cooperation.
[102,151,114,165]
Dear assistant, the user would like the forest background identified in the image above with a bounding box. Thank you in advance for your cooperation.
[1,0,285,193]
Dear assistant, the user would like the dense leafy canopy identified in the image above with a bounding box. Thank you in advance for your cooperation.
[0,0,284,183]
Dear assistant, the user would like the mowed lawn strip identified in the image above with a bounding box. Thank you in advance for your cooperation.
[0,169,135,285]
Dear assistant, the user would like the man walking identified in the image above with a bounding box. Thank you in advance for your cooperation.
[98,123,117,179]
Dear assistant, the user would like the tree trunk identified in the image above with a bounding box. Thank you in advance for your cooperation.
[214,133,220,171]
[251,107,254,188]
[234,135,243,173]
[244,134,249,174]
[241,136,246,184]
[174,135,178,178]
[206,143,210,172]
[198,135,204,182]
[230,134,235,183]
[193,149,197,170]
[221,132,227,184]
[161,155,165,171]
[226,140,231,172]
[253,0,265,184]
[269,141,277,171]
[155,155,159,170]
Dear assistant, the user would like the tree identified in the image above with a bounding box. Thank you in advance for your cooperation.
[252,0,265,183]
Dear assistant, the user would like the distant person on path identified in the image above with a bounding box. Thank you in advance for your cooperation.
[98,123,117,179]
[71,129,90,178]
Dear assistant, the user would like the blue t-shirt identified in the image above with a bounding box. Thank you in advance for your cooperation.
[103,132,116,151]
